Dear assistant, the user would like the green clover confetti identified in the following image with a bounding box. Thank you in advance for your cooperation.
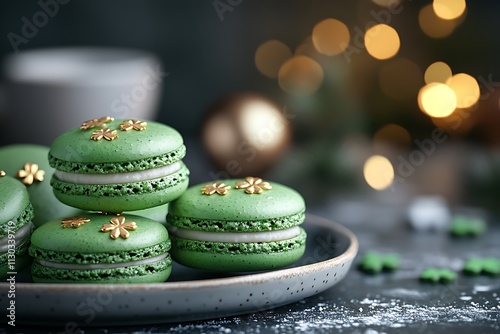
[358,252,400,274]
[450,216,486,237]
[463,258,500,276]
[420,268,457,283]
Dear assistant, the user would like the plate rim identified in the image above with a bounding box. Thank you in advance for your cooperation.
[4,213,358,292]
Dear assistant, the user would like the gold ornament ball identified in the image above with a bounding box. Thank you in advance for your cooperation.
[201,93,292,177]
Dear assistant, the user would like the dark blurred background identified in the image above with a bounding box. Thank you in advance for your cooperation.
[1,0,499,209]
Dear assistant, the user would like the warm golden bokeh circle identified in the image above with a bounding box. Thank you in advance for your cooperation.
[418,83,457,118]
[364,155,395,190]
[433,0,466,20]
[255,40,293,79]
[425,61,453,84]
[364,24,400,60]
[446,73,480,108]
[312,18,350,56]
[419,4,460,38]
[278,55,324,96]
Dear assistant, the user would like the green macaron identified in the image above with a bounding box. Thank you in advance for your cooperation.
[167,177,307,272]
[0,144,81,227]
[29,213,172,283]
[49,117,189,212]
[0,174,34,279]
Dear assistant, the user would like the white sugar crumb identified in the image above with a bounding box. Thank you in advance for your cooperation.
[474,285,495,292]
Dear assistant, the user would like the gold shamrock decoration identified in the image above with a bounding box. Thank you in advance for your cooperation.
[100,216,138,239]
[119,119,147,131]
[61,216,91,228]
[0,170,5,177]
[235,177,272,194]
[91,128,118,141]
[201,182,231,196]
[17,163,45,185]
[80,116,114,130]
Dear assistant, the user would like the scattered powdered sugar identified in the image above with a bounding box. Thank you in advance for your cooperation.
[276,298,498,331]
[383,288,429,299]
[158,297,498,333]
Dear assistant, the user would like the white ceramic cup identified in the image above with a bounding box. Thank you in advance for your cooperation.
[0,47,165,145]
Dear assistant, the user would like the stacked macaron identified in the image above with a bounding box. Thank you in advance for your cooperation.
[28,116,187,283]
[48,117,189,212]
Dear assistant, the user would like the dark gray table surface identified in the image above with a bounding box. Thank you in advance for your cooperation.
[5,199,499,334]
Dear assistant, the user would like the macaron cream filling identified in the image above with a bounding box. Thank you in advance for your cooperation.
[34,252,170,270]
[53,161,182,185]
[170,226,301,243]
[0,222,32,253]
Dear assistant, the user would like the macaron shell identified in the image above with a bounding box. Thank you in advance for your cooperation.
[51,167,189,212]
[0,144,81,227]
[168,179,306,222]
[31,256,172,283]
[0,175,31,224]
[49,119,184,164]
[170,227,306,271]
[31,213,169,255]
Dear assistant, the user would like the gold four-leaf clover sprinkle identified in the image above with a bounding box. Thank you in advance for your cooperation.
[119,119,147,131]
[80,116,114,130]
[91,128,118,141]
[61,216,91,228]
[235,177,272,194]
[100,216,138,239]
[201,182,231,196]
[0,170,5,177]
[16,163,45,185]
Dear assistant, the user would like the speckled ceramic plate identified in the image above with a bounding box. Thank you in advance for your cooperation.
[0,214,358,326]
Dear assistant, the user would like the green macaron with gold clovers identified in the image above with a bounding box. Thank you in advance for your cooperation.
[167,177,307,272]
[29,213,172,283]
[0,144,81,227]
[48,117,189,212]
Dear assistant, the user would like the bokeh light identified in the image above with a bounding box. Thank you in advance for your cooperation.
[418,83,457,118]
[278,55,324,96]
[312,18,350,56]
[433,0,466,20]
[379,58,423,100]
[446,73,480,108]
[373,123,412,149]
[365,24,400,60]
[419,4,462,38]
[239,100,289,150]
[255,40,293,79]
[424,61,452,84]
[363,155,394,190]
